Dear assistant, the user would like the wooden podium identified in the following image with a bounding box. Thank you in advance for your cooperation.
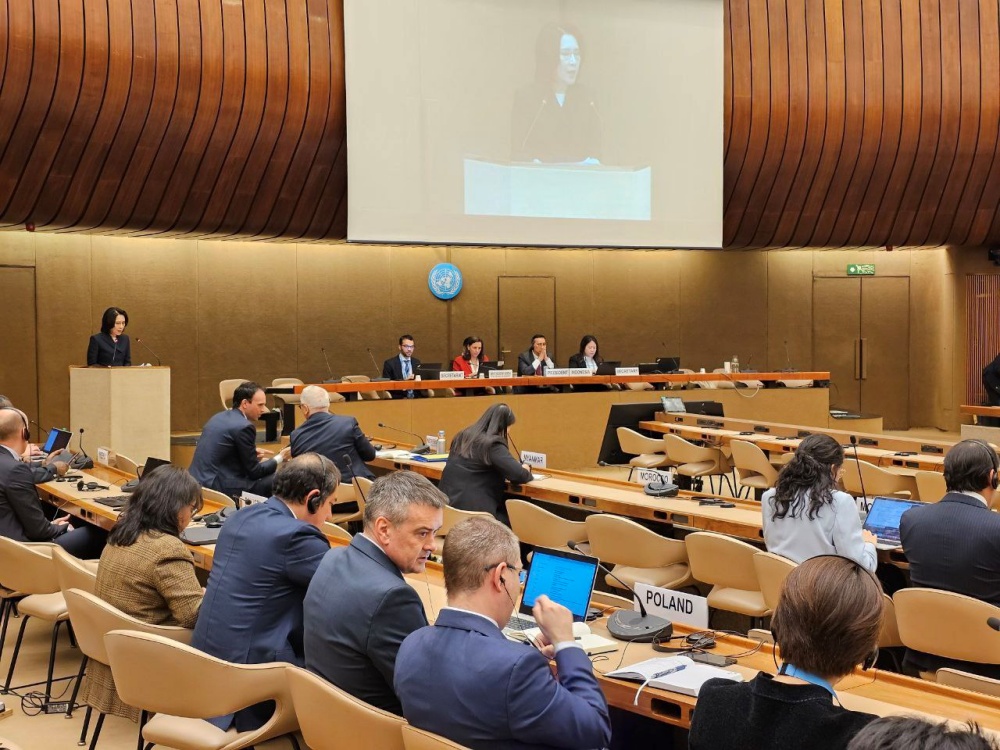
[69,366,171,466]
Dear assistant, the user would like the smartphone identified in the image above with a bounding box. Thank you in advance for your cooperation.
[690,652,737,667]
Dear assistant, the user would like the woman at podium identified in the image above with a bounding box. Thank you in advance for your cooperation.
[87,306,131,366]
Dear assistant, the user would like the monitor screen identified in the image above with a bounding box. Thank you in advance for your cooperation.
[863,497,922,545]
[140,457,172,480]
[520,547,598,621]
[42,428,73,454]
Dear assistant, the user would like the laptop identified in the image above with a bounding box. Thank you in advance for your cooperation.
[41,428,73,454]
[862,496,922,549]
[140,457,172,479]
[414,364,442,380]
[595,361,621,375]
[504,546,600,634]
[661,396,686,413]
[656,356,681,372]
[684,400,725,417]
[637,362,661,375]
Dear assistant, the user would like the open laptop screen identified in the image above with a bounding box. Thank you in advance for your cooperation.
[42,428,73,454]
[519,547,599,622]
[140,457,172,480]
[863,496,922,546]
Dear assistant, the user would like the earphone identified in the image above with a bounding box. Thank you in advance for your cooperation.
[968,439,1000,490]
[77,480,108,492]
[0,406,30,442]
[306,488,323,514]
[652,631,716,653]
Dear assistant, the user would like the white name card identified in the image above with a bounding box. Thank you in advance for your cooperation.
[634,468,674,485]
[240,491,268,506]
[544,368,570,377]
[615,367,640,376]
[634,582,709,629]
[488,369,514,379]
[96,447,112,466]
[438,370,464,380]
[520,451,547,468]
[569,368,593,377]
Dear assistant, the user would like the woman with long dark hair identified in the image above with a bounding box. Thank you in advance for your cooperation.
[762,434,877,572]
[438,404,533,524]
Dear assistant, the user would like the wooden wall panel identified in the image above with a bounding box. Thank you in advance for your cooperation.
[0,267,38,420]
[965,274,1000,405]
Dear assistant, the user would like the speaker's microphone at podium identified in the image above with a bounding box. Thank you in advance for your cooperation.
[567,540,671,642]
[135,338,163,366]
[377,422,432,455]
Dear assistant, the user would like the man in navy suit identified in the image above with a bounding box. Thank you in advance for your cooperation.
[382,334,424,399]
[189,381,290,499]
[303,471,446,714]
[900,439,1000,678]
[290,385,375,514]
[191,453,339,731]
[394,516,611,749]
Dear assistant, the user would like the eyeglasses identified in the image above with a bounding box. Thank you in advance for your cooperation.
[484,561,527,584]
[559,50,580,61]
[400,344,415,350]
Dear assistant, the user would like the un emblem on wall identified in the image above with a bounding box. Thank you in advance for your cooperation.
[428,263,463,300]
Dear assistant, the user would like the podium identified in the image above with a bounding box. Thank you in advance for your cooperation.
[464,158,652,220]
[69,366,171,466]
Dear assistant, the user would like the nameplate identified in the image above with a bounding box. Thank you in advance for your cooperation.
[634,583,709,629]
[520,451,547,468]
[240,491,267,506]
[544,368,570,377]
[634,468,674,485]
[488,369,514,379]
[615,367,640,376]
[569,368,593,377]
[96,447,112,466]
[438,370,464,381]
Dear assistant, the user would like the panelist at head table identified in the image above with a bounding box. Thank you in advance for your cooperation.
[568,334,611,392]
[382,334,425,399]
[86,306,131,367]
[516,333,558,394]
[451,335,496,396]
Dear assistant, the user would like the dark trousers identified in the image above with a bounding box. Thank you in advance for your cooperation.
[54,522,107,560]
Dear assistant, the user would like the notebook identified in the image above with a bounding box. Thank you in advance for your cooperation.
[605,655,742,697]
[862,496,922,549]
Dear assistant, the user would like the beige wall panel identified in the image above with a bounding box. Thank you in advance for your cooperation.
[388,246,450,366]
[909,249,954,429]
[0,267,38,419]
[447,246,506,361]
[329,398,413,442]
[35,235,93,429]
[90,237,201,430]
[0,231,38,266]
[766,252,813,371]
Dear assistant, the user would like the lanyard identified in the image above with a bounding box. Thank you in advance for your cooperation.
[779,663,836,697]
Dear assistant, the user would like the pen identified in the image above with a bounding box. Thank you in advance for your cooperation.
[651,665,687,679]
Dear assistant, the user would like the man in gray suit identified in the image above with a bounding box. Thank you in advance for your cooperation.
[303,471,446,714]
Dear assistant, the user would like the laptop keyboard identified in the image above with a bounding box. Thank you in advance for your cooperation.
[505,615,536,632]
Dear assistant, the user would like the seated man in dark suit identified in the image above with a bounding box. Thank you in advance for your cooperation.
[188,381,290,499]
[290,385,376,514]
[900,438,1000,678]
[515,334,558,394]
[303,471,446,714]
[191,453,339,731]
[0,407,104,558]
[395,516,612,749]
[382,334,425,399]
[0,395,69,484]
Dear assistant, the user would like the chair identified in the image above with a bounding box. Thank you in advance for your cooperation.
[589,589,635,611]
[0,538,71,699]
[584,514,693,591]
[104,630,299,750]
[662,433,735,495]
[505,499,588,553]
[219,378,249,410]
[435,505,493,553]
[287,665,404,750]
[879,593,903,650]
[271,377,304,412]
[685,532,770,622]
[112,453,141,475]
[752,551,796,613]
[329,477,371,526]
[914,470,947,502]
[936,669,1000,698]
[203,486,237,509]
[63,589,194,748]
[841,460,916,500]
[402,724,471,750]
[0,739,23,750]
[323,522,353,543]
[52,546,97,596]
[893,588,1000,680]
[730,440,778,498]
[616,428,673,481]
[342,375,381,401]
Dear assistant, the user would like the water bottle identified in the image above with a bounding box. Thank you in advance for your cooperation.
[437,430,446,453]
[732,355,740,373]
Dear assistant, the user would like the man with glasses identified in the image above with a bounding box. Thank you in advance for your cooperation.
[394,516,611,749]
[382,334,424,399]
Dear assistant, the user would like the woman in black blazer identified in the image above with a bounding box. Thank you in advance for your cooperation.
[437,404,533,525]
[568,334,608,392]
[87,307,131,366]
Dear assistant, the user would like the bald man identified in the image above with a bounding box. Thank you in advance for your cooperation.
[0,396,68,484]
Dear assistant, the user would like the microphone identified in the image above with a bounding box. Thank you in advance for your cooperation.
[377,422,432,455]
[508,433,523,463]
[519,98,549,155]
[850,435,870,512]
[29,420,50,439]
[567,540,671,642]
[111,337,119,367]
[69,428,94,469]
[988,617,1000,632]
[744,354,753,372]
[783,340,793,372]
[321,347,335,381]
[366,348,390,382]
[135,338,162,366]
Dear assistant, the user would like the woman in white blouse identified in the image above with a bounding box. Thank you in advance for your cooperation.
[762,433,878,572]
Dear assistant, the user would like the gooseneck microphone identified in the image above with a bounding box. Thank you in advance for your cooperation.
[377,422,432,455]
[783,340,793,372]
[29,420,50,439]
[988,617,1000,632]
[321,347,335,380]
[567,540,671,642]
[135,338,162,366]
[366,348,391,382]
[850,435,870,512]
[111,337,119,367]
[519,98,549,154]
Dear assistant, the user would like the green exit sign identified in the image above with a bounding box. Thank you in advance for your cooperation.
[847,264,875,276]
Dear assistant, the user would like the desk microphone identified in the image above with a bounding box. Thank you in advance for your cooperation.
[29,420,50,439]
[508,434,523,463]
[783,340,794,372]
[320,347,336,381]
[377,422,432,455]
[988,617,1000,632]
[366,348,383,379]
[69,428,94,470]
[850,435,870,512]
[567,540,671,642]
[135,338,162,366]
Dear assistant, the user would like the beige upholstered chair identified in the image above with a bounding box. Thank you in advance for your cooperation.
[616,428,673,481]
[51,546,98,596]
[589,589,635,611]
[0,537,69,697]
[841,460,916,500]
[323,521,353,543]
[434,505,493,553]
[893,588,1000,681]
[936,669,1000,698]
[342,375,381,401]
[402,724,471,750]
[914,470,947,502]
[328,476,371,526]
[662,433,735,495]
[752,551,795,613]
[585,514,693,591]
[686,532,770,621]
[203,486,237,509]
[219,378,249,410]
[287,665,405,750]
[271,377,304,411]
[730,440,778,498]
[104,630,298,750]
[506,499,588,553]
[879,593,903,649]
[112,453,141,475]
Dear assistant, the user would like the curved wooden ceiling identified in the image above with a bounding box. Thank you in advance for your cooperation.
[0,0,998,247]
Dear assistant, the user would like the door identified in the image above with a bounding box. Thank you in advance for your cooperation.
[813,278,862,413]
[0,267,39,418]
[497,277,556,368]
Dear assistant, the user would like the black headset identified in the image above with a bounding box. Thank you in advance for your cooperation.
[652,631,717,653]
[967,439,1000,490]
[0,406,30,442]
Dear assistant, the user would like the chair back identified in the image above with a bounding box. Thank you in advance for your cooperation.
[893,588,1000,664]
[353,476,373,515]
[203,486,237,509]
[505,499,587,550]
[616,428,665,457]
[342,376,380,400]
[686,532,761,592]
[323,522,353,543]
[752,552,796,612]
[858,461,915,497]
[662,433,713,465]
[219,378,249,410]
[287,666,404,750]
[730,440,778,488]
[914,471,947,502]
[113,453,141,475]
[439,505,493,537]
[272,378,304,388]
[0,537,60,595]
[936,669,1000,697]
[585,514,686,568]
[402,724,470,750]
[879,593,903,649]
[51,547,97,595]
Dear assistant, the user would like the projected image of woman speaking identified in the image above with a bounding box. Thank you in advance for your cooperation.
[511,23,603,164]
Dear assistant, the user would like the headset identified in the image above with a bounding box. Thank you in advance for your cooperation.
[652,631,717,653]
[77,480,108,492]
[307,486,323,514]
[0,406,30,443]
[967,439,1000,490]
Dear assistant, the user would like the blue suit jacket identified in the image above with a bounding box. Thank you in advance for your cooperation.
[303,534,427,715]
[191,498,330,730]
[289,411,375,483]
[394,609,611,750]
[188,408,277,496]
